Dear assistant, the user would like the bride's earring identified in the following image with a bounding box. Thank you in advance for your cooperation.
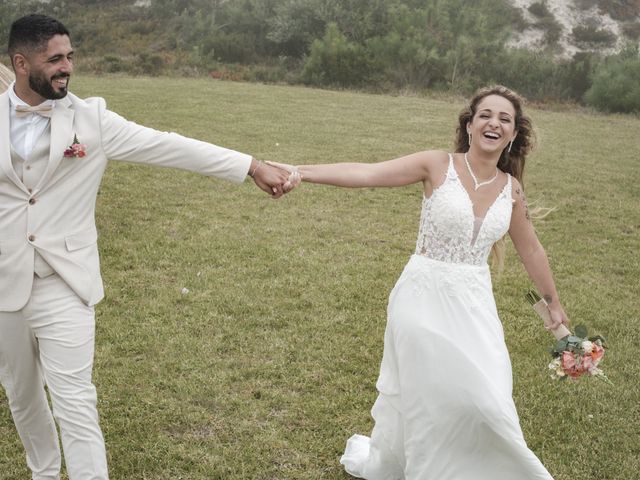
[468,132,472,146]
[508,140,513,152]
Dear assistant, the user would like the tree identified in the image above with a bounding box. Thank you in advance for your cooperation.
[302,22,374,87]
[585,46,640,113]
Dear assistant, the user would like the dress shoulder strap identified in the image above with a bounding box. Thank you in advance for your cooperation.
[446,153,457,178]
[504,172,514,203]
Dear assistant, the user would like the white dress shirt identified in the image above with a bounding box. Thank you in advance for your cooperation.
[8,82,55,160]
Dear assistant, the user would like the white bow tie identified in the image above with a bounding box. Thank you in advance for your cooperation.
[15,104,54,118]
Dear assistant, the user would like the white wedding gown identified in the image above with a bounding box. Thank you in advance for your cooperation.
[340,154,554,480]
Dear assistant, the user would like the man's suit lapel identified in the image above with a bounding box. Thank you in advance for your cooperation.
[0,92,30,194]
[35,95,74,192]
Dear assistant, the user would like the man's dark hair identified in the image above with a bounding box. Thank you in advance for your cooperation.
[8,14,70,62]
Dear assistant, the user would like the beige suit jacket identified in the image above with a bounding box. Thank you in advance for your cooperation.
[0,91,252,311]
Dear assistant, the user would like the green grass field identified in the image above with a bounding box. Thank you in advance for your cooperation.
[1,76,638,479]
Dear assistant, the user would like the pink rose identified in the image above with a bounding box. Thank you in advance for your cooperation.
[64,134,87,158]
[561,353,582,378]
[581,355,595,372]
[64,143,87,158]
[591,344,605,363]
[561,351,576,370]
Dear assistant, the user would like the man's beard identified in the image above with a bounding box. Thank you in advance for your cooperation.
[28,71,69,100]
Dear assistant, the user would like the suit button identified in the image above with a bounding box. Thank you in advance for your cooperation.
[28,234,36,242]
[28,188,33,193]
[29,198,36,205]
[25,165,32,171]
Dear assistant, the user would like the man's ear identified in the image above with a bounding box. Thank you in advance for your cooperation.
[11,53,29,76]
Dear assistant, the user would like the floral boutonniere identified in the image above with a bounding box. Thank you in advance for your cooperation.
[63,134,87,158]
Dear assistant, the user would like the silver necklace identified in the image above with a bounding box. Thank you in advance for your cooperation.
[464,153,498,191]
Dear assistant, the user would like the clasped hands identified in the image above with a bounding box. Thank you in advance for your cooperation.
[249,158,301,198]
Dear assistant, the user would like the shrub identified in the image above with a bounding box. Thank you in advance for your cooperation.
[209,66,247,82]
[246,62,292,84]
[585,50,640,113]
[562,52,598,101]
[572,25,617,48]
[536,15,563,46]
[622,22,640,40]
[201,32,261,64]
[301,23,374,87]
[528,1,550,18]
[135,53,164,76]
[525,1,562,46]
[366,31,445,90]
[98,55,128,73]
[490,48,567,101]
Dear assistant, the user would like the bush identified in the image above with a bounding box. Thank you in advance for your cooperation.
[490,48,566,101]
[585,50,640,113]
[135,53,164,76]
[528,1,550,18]
[247,59,296,84]
[562,52,598,101]
[536,15,563,46]
[622,22,640,40]
[301,23,374,87]
[572,25,617,48]
[98,55,128,73]
[366,31,445,90]
[201,32,261,64]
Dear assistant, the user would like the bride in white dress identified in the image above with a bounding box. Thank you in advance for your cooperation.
[271,85,568,479]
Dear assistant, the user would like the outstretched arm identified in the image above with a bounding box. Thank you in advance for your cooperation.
[509,180,568,331]
[269,150,446,189]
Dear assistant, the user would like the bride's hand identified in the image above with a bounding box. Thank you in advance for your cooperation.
[546,306,570,340]
[265,161,302,193]
[546,304,569,330]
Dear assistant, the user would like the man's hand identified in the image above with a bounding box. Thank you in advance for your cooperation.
[249,158,290,198]
[265,161,302,193]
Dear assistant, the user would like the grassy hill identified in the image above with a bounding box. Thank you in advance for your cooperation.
[2,1,640,113]
[0,76,638,479]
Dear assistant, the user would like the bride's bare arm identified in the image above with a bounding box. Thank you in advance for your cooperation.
[270,150,447,189]
[508,179,568,330]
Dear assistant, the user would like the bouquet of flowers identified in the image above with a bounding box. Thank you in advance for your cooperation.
[526,290,610,383]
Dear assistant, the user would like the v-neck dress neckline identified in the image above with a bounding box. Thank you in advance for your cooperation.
[416,153,513,265]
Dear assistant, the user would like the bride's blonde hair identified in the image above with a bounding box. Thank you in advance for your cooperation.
[454,85,537,269]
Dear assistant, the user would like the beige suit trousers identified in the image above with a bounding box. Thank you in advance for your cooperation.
[0,274,108,480]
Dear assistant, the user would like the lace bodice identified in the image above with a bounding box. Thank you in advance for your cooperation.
[415,154,513,265]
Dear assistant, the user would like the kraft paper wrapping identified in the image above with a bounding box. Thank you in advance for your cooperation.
[532,299,571,340]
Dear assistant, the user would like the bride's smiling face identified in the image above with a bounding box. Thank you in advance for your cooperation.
[467,94,518,154]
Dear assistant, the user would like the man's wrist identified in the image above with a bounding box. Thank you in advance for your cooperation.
[248,158,261,178]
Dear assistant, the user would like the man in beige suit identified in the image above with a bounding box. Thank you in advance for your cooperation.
[0,14,290,480]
